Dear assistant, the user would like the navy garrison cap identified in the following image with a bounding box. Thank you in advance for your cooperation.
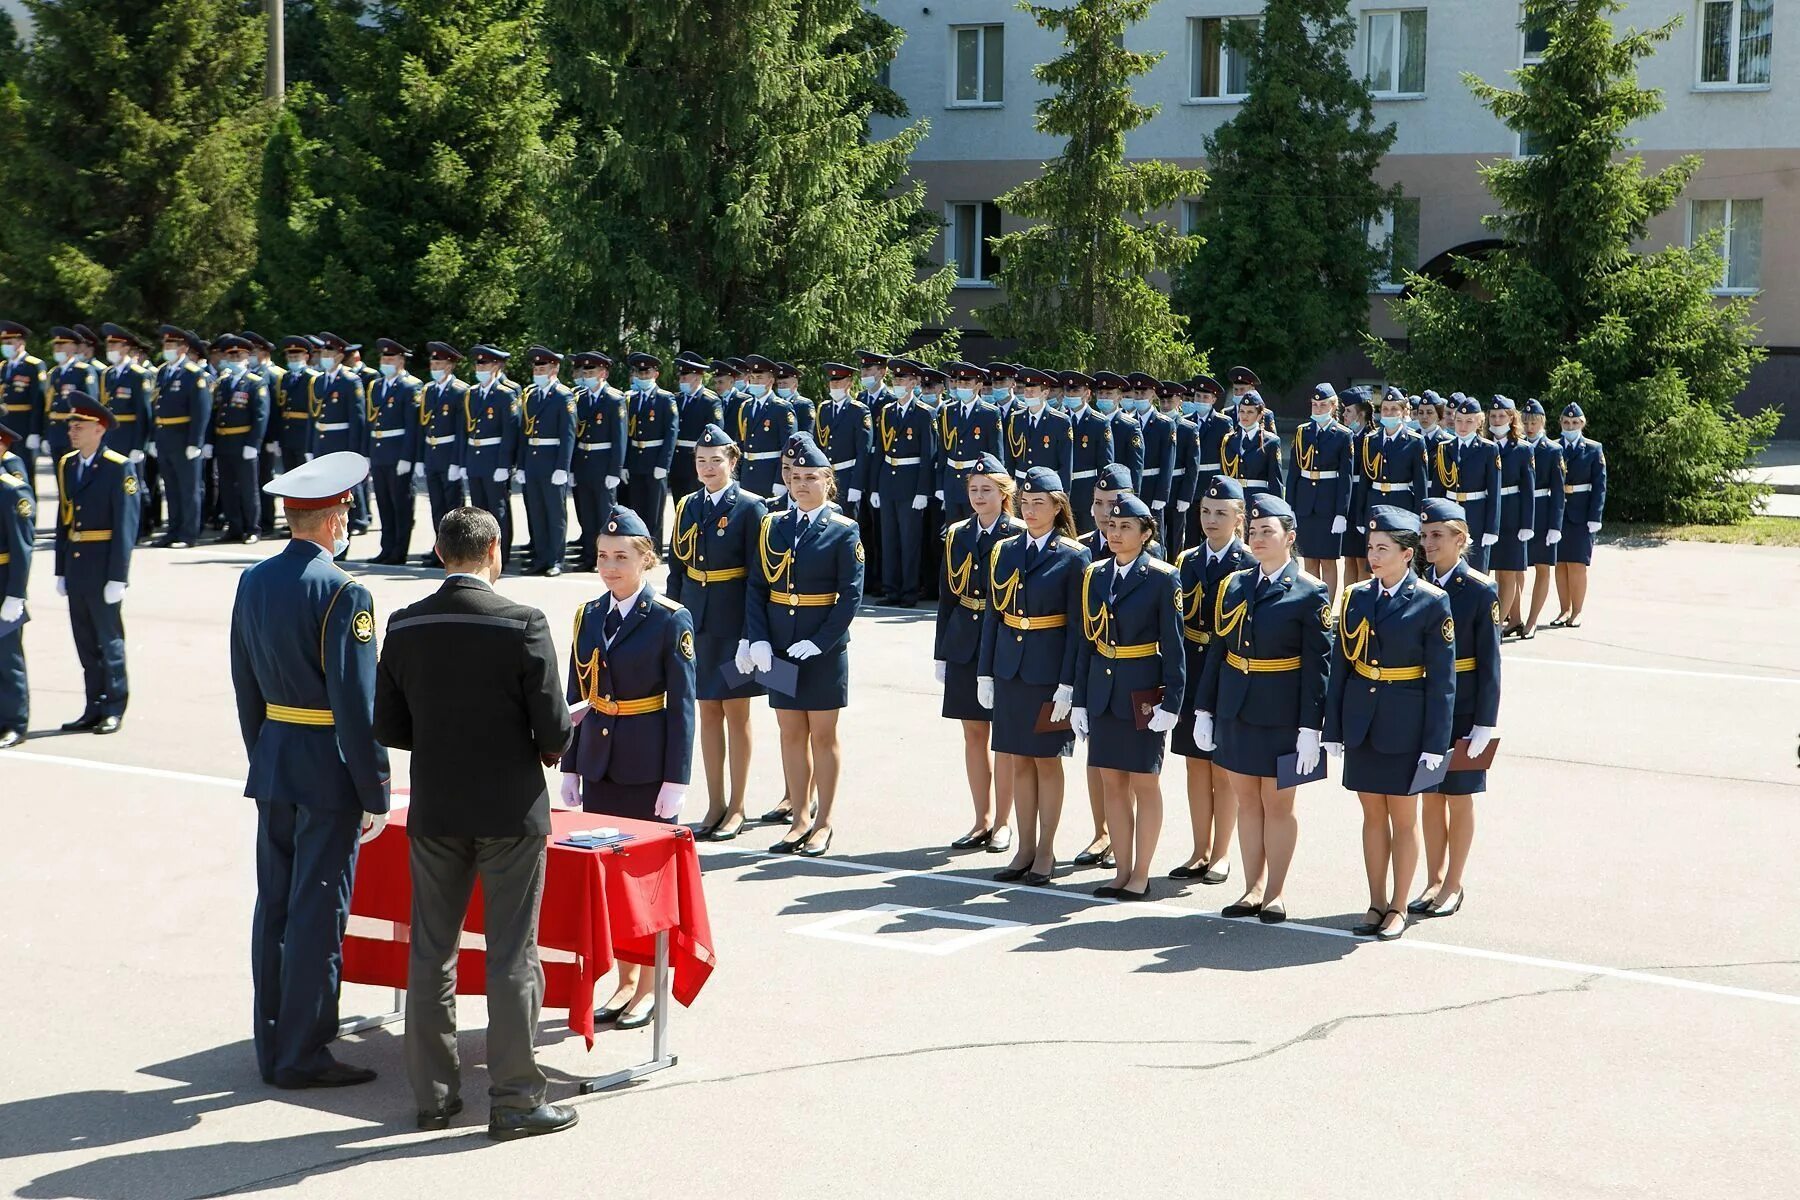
[1452,395,1483,416]
[784,432,830,468]
[1236,390,1266,408]
[264,450,369,509]
[1562,402,1584,418]
[1021,466,1063,494]
[1096,462,1134,491]
[1368,504,1421,535]
[696,423,736,448]
[603,506,651,538]
[971,452,1006,475]
[1382,384,1407,405]
[1204,475,1245,502]
[1109,494,1152,521]
[1248,493,1295,522]
[1421,498,1467,524]
[1523,397,1546,416]
[427,341,464,362]
[1489,394,1516,411]
[1421,389,1443,405]
[1311,382,1337,401]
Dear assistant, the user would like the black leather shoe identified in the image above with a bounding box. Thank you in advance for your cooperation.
[1072,846,1108,867]
[61,713,102,732]
[759,804,795,823]
[0,729,23,749]
[615,1002,654,1030]
[94,715,121,735]
[950,829,992,850]
[1257,900,1287,924]
[1101,851,1117,870]
[1116,885,1151,902]
[273,1061,377,1089]
[488,1103,578,1140]
[797,828,834,857]
[1426,889,1464,918]
[769,829,811,853]
[1169,862,1205,880]
[708,816,745,841]
[1405,891,1439,915]
[1093,885,1122,899]
[417,1097,464,1130]
[1201,861,1232,885]
[993,865,1029,883]
[1220,899,1263,918]
[1351,907,1384,936]
[1021,870,1053,887]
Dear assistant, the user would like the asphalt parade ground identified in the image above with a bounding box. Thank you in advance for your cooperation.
[3,496,1798,1199]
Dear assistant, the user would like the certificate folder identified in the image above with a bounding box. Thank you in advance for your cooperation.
[1275,752,1327,790]
[1448,736,1500,771]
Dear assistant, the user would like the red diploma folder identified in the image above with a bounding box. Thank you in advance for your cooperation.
[1449,736,1500,771]
[1131,687,1164,731]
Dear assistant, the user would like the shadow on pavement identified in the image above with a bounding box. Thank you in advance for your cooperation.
[1020,911,1359,974]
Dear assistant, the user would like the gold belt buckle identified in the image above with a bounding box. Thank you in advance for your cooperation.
[1018,615,1032,630]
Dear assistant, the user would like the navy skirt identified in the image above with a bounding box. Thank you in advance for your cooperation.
[991,676,1074,759]
[1087,708,1164,774]
[1439,710,1487,796]
[1463,536,1492,573]
[1170,646,1211,759]
[1212,715,1292,780]
[769,646,849,711]
[581,779,675,823]
[942,658,986,721]
[1342,745,1425,796]
[1559,520,1595,565]
[1528,503,1560,566]
[695,632,763,702]
[1490,525,1529,572]
[1295,513,1343,560]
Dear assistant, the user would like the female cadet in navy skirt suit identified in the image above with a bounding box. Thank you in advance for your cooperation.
[1412,499,1502,920]
[559,504,697,1026]
[1191,492,1332,925]
[1483,396,1536,637]
[978,466,1088,885]
[1070,494,1184,901]
[1552,402,1607,629]
[1431,396,1502,571]
[1322,505,1456,941]
[1515,399,1566,637]
[1221,390,1282,499]
[1339,388,1374,589]
[1169,475,1254,885]
[665,423,768,841]
[1286,382,1353,598]
[936,453,1022,853]
[745,432,863,857]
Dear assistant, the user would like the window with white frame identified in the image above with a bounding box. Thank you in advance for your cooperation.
[1366,197,1421,290]
[1521,8,1551,65]
[952,24,1005,105]
[1366,10,1428,96]
[947,202,1002,284]
[1698,0,1772,87]
[1690,198,1763,291]
[1188,16,1259,100]
[1180,199,1206,236]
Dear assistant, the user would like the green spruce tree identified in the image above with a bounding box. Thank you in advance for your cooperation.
[1173,0,1396,394]
[1374,0,1775,523]
[983,0,1205,377]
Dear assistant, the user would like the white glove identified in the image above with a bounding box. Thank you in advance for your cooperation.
[1051,683,1073,722]
[103,581,127,605]
[25,434,39,450]
[1331,515,1347,534]
[911,494,928,511]
[1295,728,1321,775]
[1518,527,1533,541]
[396,458,412,474]
[185,445,202,461]
[1546,528,1562,546]
[202,444,214,460]
[147,443,158,458]
[605,475,620,490]
[304,452,314,461]
[551,469,568,486]
[619,469,630,484]
[447,464,464,482]
[493,467,509,483]
[976,675,994,708]
[359,811,388,844]
[1177,500,1190,512]
[513,468,525,484]
[869,492,881,509]
[1070,707,1090,739]
[1192,709,1215,752]
[734,639,755,674]
[934,489,944,502]
[772,483,788,497]
[1323,741,1345,758]
[0,597,22,622]
[934,660,947,684]
[847,489,862,503]
[242,445,258,461]
[1148,706,1179,734]
[1466,725,1496,760]
[788,639,821,661]
[1418,752,1445,771]
[653,466,667,480]
[55,576,67,597]
[129,449,145,464]
[264,441,278,453]
[1587,521,1601,534]
[560,773,584,809]
[750,641,773,672]
[1480,532,1499,547]
[654,782,686,820]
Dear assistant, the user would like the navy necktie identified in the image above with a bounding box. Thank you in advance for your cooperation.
[603,603,623,643]
[1372,588,1389,619]
[1023,538,1039,570]
[1253,572,1270,602]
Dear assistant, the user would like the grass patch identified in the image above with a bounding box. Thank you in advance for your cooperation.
[1607,517,1800,547]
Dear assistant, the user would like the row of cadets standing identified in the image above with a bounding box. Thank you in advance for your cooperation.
[570,351,628,572]
[1286,382,1355,596]
[871,358,937,607]
[728,354,798,501]
[1002,367,1075,506]
[936,361,1004,527]
[517,346,577,576]
[362,338,423,565]
[619,351,677,549]
[210,335,272,544]
[813,360,874,522]
[670,352,723,503]
[463,344,522,564]
[46,325,104,474]
[306,332,371,535]
[1063,371,1113,529]
[151,325,213,548]
[418,342,472,560]
[1426,394,1503,572]
[0,323,49,488]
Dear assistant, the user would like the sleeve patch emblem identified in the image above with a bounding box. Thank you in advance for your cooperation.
[352,610,374,643]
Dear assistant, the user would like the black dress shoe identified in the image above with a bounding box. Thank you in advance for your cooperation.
[797,828,833,857]
[993,865,1030,883]
[1426,889,1464,918]
[417,1097,464,1130]
[1116,885,1151,902]
[1093,885,1122,899]
[1351,908,1384,936]
[1201,861,1231,885]
[986,827,1013,854]
[708,816,745,841]
[950,829,993,850]
[1257,900,1287,924]
[62,713,102,732]
[1072,846,1109,867]
[488,1103,578,1140]
[1375,908,1407,940]
[769,829,811,854]
[759,804,795,823]
[1220,899,1263,918]
[1101,851,1117,870]
[0,729,23,749]
[1169,862,1205,880]
[615,1002,654,1030]
[1021,870,1053,887]
[94,715,121,735]
[273,1061,377,1089]
[593,1000,628,1024]
[1405,891,1440,915]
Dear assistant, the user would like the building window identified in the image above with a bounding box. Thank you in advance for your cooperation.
[1698,0,1772,87]
[1366,197,1421,291]
[1189,16,1259,100]
[1180,199,1206,236]
[1521,7,1551,65]
[1365,9,1428,96]
[1690,198,1763,292]
[948,202,1002,284]
[952,24,1004,105]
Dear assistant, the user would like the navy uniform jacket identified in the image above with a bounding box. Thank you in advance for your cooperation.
[1561,435,1607,524]
[675,388,725,458]
[814,394,873,496]
[1003,406,1074,485]
[1358,428,1430,517]
[574,384,627,480]
[463,376,521,477]
[1494,437,1537,535]
[519,381,577,477]
[278,367,317,455]
[667,482,768,636]
[154,358,213,451]
[306,368,367,457]
[1169,416,1201,512]
[1080,525,1165,565]
[54,450,139,590]
[48,359,104,456]
[745,506,864,654]
[1432,561,1502,728]
[0,469,31,600]
[213,369,271,453]
[2,353,48,442]
[1191,410,1234,497]
[1108,411,1146,492]
[1068,406,1114,488]
[873,399,937,502]
[936,398,1004,499]
[1529,435,1567,534]
[1286,419,1354,522]
[786,392,817,435]
[732,396,797,491]
[1138,409,1179,510]
[979,531,1091,685]
[1432,435,1503,542]
[1221,424,1282,493]
[103,361,156,456]
[560,587,696,787]
[935,514,1022,666]
[626,385,680,478]
[1324,572,1456,758]
[1195,561,1332,730]
[1072,554,1185,719]
[230,541,391,814]
[1419,426,1454,495]
[366,372,423,467]
[419,376,468,472]
[1176,537,1255,674]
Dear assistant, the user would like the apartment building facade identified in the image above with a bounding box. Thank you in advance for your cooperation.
[871,0,1793,429]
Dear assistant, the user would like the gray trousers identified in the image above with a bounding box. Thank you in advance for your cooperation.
[405,834,548,1113]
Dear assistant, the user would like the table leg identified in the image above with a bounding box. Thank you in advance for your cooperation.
[578,929,679,1093]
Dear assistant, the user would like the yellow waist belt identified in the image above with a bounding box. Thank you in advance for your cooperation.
[1183,628,1211,645]
[2,404,30,412]
[1003,611,1065,630]
[1095,640,1158,659]
[958,595,986,612]
[686,565,748,584]
[1353,660,1424,682]
[155,415,191,426]
[1454,657,1477,673]
[112,414,137,423]
[68,530,114,543]
[590,693,666,717]
[0,552,9,564]
[267,703,333,726]
[769,589,837,607]
[215,425,253,435]
[1227,651,1301,673]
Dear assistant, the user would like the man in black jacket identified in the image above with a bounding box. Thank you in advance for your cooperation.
[373,506,576,1139]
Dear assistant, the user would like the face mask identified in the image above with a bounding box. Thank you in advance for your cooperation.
[288,357,306,370]
[231,359,251,376]
[777,385,797,400]
[163,348,181,363]
[475,369,494,385]
[1312,412,1331,426]
[0,343,17,361]
[1489,420,1511,435]
[677,379,695,395]
[1347,419,1364,434]
[991,386,1011,402]
[860,374,879,391]
[53,350,68,365]
[951,386,974,403]
[744,382,768,398]
[630,375,652,392]
[1095,398,1115,413]
[1562,428,1580,443]
[429,368,447,383]
[828,386,847,401]
[318,355,337,372]
[1379,415,1402,431]
[331,534,349,558]
[1025,395,1046,410]
[921,390,942,404]
[380,363,399,378]
[532,371,556,388]
[1238,416,1260,431]
[1138,398,1155,414]
[106,349,124,366]
[1180,401,1200,417]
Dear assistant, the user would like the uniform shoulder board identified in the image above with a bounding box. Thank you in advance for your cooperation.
[1414,577,1446,597]
[130,362,150,376]
[947,517,970,537]
[829,511,857,528]
[22,354,42,366]
[102,449,128,465]
[58,449,78,464]
[653,593,682,611]
[1083,559,1108,577]
[1144,555,1176,574]
[182,360,201,373]
[1175,545,1201,566]
[737,488,764,502]
[1057,536,1085,551]
[0,471,21,488]
[1463,567,1496,588]
[1295,568,1323,587]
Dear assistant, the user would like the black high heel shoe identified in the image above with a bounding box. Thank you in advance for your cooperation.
[993,865,1030,883]
[769,828,812,854]
[1426,888,1464,918]
[1375,908,1407,940]
[950,829,993,850]
[1351,906,1384,936]
[1405,890,1440,915]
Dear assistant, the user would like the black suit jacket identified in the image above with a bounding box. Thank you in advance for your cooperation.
[374,576,571,838]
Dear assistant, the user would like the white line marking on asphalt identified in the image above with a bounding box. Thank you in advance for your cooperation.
[791,903,1024,955]
[1507,657,1800,685]
[12,750,247,788]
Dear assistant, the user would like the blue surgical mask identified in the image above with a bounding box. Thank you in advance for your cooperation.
[534,371,555,387]
[951,386,974,402]
[1196,399,1215,415]
[318,355,337,372]
[1347,419,1365,434]
[379,363,398,378]
[630,375,652,392]
[1405,418,1422,432]
[677,379,695,395]
[860,374,879,391]
[1025,395,1045,410]
[1095,397,1115,413]
[1379,415,1401,431]
[429,368,446,383]
[1561,428,1580,443]
[1312,412,1331,426]
[776,385,796,400]
[745,381,768,398]
[1180,401,1200,418]
[163,348,181,364]
[331,534,349,558]
[1135,398,1154,414]
[52,350,68,365]
[475,368,494,385]
[1048,395,1066,410]
[1238,415,1260,431]
[287,358,306,371]
[991,386,1011,402]
[894,384,916,401]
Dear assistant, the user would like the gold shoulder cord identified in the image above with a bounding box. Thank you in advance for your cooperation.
[989,539,1022,614]
[1293,424,1316,473]
[1437,440,1458,490]
[1007,412,1026,460]
[944,525,973,599]
[1363,436,1383,479]
[464,391,476,434]
[1221,432,1242,478]
[572,605,603,707]
[1339,610,1371,665]
[522,388,538,439]
[757,514,794,585]
[1212,574,1249,642]
[1181,571,1207,626]
[671,495,697,566]
[1081,564,1110,647]
[309,374,324,420]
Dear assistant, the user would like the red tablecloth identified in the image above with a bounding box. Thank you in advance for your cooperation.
[343,809,716,1047]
